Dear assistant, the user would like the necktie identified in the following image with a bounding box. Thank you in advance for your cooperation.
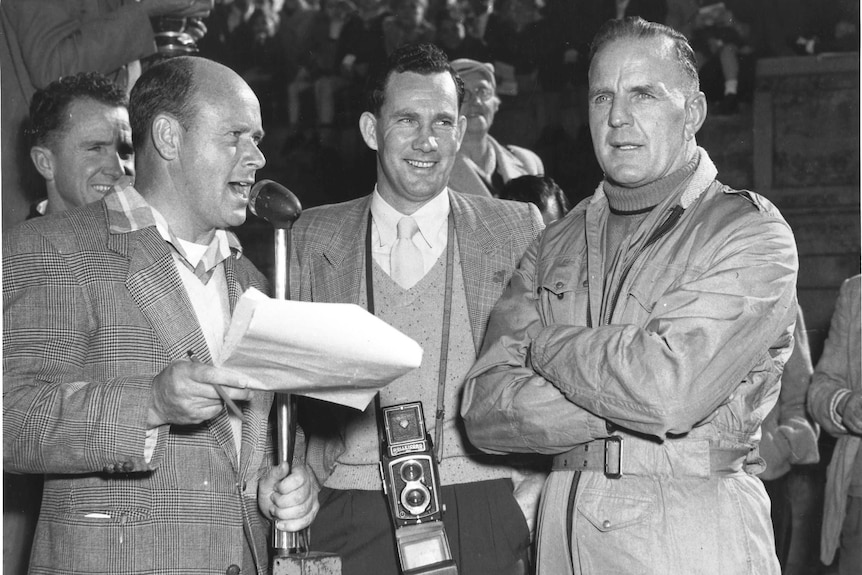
[390,216,424,289]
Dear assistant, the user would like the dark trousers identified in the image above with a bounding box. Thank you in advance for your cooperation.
[309,478,530,575]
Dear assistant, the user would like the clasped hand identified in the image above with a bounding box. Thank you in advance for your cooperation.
[259,462,320,533]
[148,359,255,427]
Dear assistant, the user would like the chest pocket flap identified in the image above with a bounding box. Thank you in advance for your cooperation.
[538,260,584,326]
[577,487,655,533]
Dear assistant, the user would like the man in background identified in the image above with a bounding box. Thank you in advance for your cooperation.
[0,0,212,229]
[291,43,545,575]
[808,274,862,575]
[28,71,136,216]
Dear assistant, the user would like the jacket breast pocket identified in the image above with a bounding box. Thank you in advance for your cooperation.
[537,260,587,326]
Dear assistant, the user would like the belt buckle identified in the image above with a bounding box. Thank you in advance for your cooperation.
[604,436,623,479]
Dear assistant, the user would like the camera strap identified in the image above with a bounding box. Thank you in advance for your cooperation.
[366,211,455,463]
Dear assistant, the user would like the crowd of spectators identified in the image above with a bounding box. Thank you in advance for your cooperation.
[192,0,857,208]
[197,0,858,112]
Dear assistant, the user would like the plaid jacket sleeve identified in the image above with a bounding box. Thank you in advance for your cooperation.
[3,217,157,473]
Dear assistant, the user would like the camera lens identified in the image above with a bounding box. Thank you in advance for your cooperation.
[401,484,430,515]
[404,487,428,508]
[400,461,424,482]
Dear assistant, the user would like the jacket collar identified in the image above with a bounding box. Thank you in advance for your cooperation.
[590,147,719,211]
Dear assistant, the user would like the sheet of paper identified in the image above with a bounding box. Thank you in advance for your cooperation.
[216,288,423,410]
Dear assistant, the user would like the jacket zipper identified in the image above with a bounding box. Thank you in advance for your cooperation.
[604,205,685,325]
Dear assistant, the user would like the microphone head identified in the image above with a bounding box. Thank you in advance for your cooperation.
[248,179,302,229]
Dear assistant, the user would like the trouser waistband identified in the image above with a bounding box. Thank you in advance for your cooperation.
[551,436,750,478]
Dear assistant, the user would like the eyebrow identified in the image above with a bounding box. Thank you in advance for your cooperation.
[589,82,662,98]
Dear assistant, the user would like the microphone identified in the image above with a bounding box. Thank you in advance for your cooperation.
[249,179,302,230]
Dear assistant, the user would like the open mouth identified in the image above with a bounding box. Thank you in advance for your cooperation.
[91,184,114,194]
[405,159,435,169]
[229,182,252,199]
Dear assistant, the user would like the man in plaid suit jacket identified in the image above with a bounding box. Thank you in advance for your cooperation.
[290,44,546,575]
[3,56,318,574]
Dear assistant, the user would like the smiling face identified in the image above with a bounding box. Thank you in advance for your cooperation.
[36,98,134,212]
[460,71,498,139]
[588,35,705,188]
[172,69,266,241]
[360,70,465,214]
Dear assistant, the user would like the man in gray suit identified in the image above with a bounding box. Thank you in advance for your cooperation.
[291,43,545,575]
[4,56,318,575]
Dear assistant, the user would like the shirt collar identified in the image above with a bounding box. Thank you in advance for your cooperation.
[104,184,243,258]
[370,186,451,249]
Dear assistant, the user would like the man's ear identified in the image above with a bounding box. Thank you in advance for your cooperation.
[456,114,467,148]
[684,91,708,141]
[29,146,55,182]
[151,113,183,160]
[359,111,379,151]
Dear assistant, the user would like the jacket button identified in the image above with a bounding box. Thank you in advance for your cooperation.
[122,461,135,472]
[226,564,240,575]
[555,281,564,289]
[602,520,611,529]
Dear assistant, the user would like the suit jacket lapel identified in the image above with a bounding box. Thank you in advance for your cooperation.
[118,228,244,470]
[450,191,512,353]
[318,196,371,306]
[120,227,210,361]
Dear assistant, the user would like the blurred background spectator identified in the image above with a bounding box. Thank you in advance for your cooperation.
[285,0,357,148]
[690,1,750,114]
[382,0,436,56]
[760,311,822,574]
[808,275,862,575]
[435,5,493,62]
[448,58,544,197]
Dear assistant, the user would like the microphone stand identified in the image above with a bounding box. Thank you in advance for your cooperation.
[248,180,341,575]
[271,224,301,555]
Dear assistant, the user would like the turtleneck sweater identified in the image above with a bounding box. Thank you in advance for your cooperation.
[602,153,700,277]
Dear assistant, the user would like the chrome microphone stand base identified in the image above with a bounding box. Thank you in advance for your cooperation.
[272,552,342,575]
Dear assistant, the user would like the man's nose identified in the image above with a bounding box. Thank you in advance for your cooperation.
[245,141,266,170]
[608,97,631,128]
[413,125,439,152]
[103,152,130,178]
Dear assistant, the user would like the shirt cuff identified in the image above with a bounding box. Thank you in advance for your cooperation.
[144,427,159,463]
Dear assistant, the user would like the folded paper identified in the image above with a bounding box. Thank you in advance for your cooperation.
[216,288,423,410]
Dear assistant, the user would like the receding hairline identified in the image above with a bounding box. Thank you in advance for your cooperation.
[589,34,699,96]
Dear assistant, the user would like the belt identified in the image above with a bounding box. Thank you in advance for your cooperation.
[551,437,750,478]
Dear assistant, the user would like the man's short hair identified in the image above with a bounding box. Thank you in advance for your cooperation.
[364,43,465,116]
[129,56,199,154]
[589,17,700,94]
[28,72,128,147]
